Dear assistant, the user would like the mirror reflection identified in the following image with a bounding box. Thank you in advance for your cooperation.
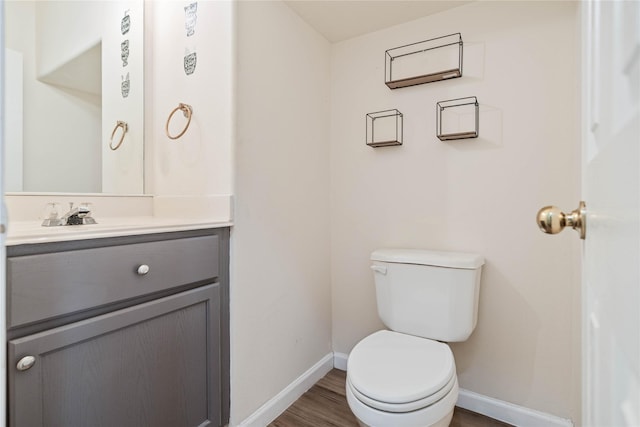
[4,0,144,194]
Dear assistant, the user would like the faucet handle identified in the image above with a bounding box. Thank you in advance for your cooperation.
[41,203,63,227]
[79,202,93,217]
[77,204,91,217]
[46,203,60,218]
[80,203,97,224]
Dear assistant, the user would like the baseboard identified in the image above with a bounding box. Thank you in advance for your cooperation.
[457,388,574,427]
[333,352,348,371]
[246,352,573,427]
[237,353,334,427]
[335,352,572,427]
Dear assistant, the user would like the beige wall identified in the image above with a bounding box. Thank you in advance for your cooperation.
[231,1,332,424]
[329,1,581,422]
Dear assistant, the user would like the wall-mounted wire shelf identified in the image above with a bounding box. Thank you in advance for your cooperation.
[436,96,479,141]
[366,109,403,147]
[385,33,463,89]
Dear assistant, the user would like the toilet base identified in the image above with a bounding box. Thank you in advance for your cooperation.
[346,375,459,427]
[355,409,453,427]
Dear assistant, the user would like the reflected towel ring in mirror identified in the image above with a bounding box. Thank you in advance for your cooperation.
[165,103,193,140]
[109,120,129,150]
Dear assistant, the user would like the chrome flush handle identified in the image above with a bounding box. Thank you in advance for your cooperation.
[370,265,387,275]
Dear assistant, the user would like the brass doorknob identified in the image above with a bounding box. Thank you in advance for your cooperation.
[536,201,586,239]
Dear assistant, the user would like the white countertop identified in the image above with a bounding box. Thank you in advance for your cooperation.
[6,217,233,246]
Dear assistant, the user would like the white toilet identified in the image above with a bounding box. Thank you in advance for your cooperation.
[346,248,484,427]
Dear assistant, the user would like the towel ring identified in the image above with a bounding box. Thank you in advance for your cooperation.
[165,103,193,140]
[109,120,129,150]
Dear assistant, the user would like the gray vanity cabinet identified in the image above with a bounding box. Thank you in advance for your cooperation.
[9,285,219,427]
[6,228,230,427]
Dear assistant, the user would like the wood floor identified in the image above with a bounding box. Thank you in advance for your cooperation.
[269,369,513,427]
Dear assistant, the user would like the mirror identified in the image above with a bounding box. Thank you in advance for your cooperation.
[4,0,144,194]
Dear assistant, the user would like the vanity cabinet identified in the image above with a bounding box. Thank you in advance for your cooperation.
[6,228,230,427]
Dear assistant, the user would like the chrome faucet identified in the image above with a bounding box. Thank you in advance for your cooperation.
[42,202,97,227]
[63,203,97,225]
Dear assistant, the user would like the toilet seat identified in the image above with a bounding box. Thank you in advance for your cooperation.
[346,375,458,427]
[347,372,456,413]
[347,330,456,412]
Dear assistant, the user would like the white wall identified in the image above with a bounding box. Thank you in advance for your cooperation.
[35,1,104,79]
[231,1,332,423]
[149,0,233,209]
[4,48,23,192]
[330,1,581,422]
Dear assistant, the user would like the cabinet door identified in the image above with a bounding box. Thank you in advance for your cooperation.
[8,285,220,427]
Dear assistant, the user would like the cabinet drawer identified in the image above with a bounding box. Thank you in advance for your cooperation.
[8,235,219,328]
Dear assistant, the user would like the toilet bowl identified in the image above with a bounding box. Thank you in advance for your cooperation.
[346,330,458,427]
[345,249,484,427]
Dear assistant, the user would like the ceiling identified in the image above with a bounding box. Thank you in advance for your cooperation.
[283,1,473,43]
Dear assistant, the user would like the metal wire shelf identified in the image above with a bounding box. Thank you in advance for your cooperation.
[436,96,479,141]
[366,109,403,147]
[385,33,463,89]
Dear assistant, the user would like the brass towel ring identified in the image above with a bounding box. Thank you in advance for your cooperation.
[109,120,129,150]
[165,103,193,140]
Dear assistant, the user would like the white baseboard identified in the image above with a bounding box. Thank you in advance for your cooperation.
[237,353,334,427]
[457,388,574,427]
[335,352,572,427]
[239,352,573,427]
[333,352,348,371]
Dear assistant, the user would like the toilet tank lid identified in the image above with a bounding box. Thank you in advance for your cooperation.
[371,249,484,269]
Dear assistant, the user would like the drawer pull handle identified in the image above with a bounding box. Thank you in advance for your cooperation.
[137,264,150,275]
[17,356,36,371]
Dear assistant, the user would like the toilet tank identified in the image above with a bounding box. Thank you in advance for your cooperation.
[370,249,484,342]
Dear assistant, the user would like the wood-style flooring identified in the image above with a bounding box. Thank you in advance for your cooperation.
[269,369,513,427]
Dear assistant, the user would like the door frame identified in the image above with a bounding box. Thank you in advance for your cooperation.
[1,1,8,425]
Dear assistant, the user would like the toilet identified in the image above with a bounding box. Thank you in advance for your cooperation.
[346,248,484,427]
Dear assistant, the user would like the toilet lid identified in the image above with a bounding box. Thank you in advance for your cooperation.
[348,330,455,406]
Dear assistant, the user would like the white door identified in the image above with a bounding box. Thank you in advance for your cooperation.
[582,0,640,425]
[0,1,7,424]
